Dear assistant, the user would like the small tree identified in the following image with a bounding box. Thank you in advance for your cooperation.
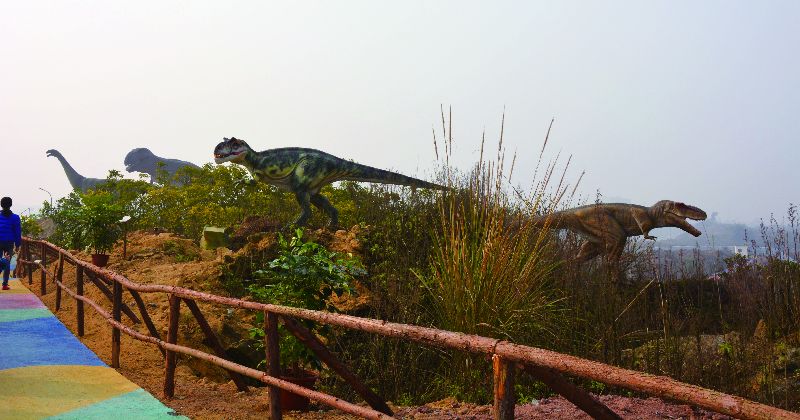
[78,191,125,255]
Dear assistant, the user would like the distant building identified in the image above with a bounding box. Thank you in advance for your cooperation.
[732,245,748,257]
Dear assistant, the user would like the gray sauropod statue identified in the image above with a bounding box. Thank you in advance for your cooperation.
[46,149,108,192]
[124,148,200,185]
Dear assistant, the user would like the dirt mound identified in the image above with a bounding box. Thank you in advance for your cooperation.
[229,216,282,250]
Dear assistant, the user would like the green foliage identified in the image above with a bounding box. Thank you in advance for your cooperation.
[40,192,88,250]
[246,229,364,371]
[410,155,564,401]
[78,191,126,254]
[136,164,294,239]
[20,215,43,238]
[248,229,363,309]
[41,171,149,251]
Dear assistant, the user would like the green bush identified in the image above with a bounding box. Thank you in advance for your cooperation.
[20,215,43,238]
[78,191,125,254]
[246,229,364,372]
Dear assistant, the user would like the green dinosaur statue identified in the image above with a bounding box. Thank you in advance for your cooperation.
[213,137,446,227]
[533,200,707,264]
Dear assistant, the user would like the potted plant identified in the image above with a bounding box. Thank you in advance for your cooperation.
[78,192,124,267]
[247,228,363,411]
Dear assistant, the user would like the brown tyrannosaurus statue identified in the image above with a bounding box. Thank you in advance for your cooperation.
[533,200,707,265]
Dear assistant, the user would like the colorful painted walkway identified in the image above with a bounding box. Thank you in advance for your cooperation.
[0,277,187,419]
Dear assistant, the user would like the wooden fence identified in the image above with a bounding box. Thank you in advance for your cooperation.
[14,238,800,420]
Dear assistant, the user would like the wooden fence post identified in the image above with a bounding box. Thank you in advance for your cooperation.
[164,294,181,398]
[55,253,64,311]
[266,311,282,419]
[128,289,166,358]
[76,265,84,336]
[281,316,393,415]
[40,242,47,295]
[111,280,122,368]
[493,355,515,420]
[519,364,621,420]
[26,243,33,285]
[182,298,248,391]
[84,271,141,324]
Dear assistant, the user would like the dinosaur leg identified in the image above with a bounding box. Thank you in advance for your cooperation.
[293,191,313,227]
[604,236,628,282]
[575,240,603,262]
[578,214,628,279]
[310,193,339,229]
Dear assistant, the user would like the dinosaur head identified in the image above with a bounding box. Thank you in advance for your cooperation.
[653,200,707,237]
[45,149,60,158]
[214,137,251,164]
[124,148,156,172]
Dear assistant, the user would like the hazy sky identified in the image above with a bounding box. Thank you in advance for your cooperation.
[2,1,798,224]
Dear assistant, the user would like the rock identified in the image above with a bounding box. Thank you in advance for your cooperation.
[201,226,231,250]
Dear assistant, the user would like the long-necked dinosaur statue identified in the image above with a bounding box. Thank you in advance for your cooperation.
[124,148,200,185]
[46,149,108,192]
[213,137,446,227]
[534,200,707,265]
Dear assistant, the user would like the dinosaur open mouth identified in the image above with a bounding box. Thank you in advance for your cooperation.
[213,150,245,164]
[667,212,703,237]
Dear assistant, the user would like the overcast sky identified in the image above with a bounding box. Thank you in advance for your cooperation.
[2,1,798,224]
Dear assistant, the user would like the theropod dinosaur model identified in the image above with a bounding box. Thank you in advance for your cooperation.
[213,137,446,227]
[124,148,200,185]
[46,149,108,192]
[534,200,707,264]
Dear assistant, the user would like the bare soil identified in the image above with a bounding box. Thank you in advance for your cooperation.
[26,230,734,419]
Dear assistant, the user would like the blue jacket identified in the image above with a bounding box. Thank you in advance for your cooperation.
[0,212,22,247]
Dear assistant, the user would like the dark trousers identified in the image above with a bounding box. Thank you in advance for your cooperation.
[0,241,14,284]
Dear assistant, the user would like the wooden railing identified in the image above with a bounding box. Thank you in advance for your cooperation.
[13,238,800,420]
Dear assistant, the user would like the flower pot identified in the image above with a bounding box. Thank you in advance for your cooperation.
[91,253,110,267]
[279,370,318,412]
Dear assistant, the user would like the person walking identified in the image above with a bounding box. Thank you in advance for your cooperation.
[0,197,22,290]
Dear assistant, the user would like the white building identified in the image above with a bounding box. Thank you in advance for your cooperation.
[732,245,748,257]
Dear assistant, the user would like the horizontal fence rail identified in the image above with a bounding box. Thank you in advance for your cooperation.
[14,238,800,420]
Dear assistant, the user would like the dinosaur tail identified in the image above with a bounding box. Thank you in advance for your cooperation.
[339,161,447,190]
[530,211,574,230]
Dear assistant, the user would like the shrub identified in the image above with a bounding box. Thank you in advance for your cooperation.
[246,229,364,372]
[20,215,43,238]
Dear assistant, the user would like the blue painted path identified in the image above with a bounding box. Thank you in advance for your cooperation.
[0,278,188,419]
